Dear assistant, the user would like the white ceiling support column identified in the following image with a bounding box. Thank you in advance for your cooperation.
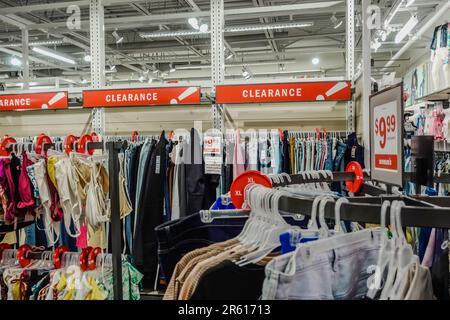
[211,0,225,133]
[21,28,29,90]
[362,0,371,170]
[90,0,106,135]
[346,0,355,132]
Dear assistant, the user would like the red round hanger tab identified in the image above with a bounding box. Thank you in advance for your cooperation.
[64,135,78,155]
[77,134,94,155]
[0,136,17,156]
[88,247,102,270]
[90,132,100,142]
[53,246,69,269]
[17,244,33,268]
[230,170,273,209]
[35,134,52,155]
[79,246,93,271]
[345,161,364,193]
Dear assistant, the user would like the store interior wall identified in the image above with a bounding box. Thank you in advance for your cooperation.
[0,101,347,137]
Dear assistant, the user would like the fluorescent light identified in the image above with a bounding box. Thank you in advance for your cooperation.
[140,30,206,38]
[110,65,116,71]
[0,74,9,79]
[312,57,320,65]
[152,69,159,74]
[84,54,91,62]
[333,20,343,29]
[140,21,313,38]
[226,53,234,60]
[10,57,22,66]
[112,30,124,44]
[32,46,76,64]
[226,21,313,32]
[395,15,418,44]
[188,17,199,30]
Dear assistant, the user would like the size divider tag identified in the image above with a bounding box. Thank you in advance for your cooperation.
[204,134,223,175]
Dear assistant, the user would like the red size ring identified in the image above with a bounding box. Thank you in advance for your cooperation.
[79,246,93,271]
[77,134,94,155]
[345,161,364,193]
[87,247,102,270]
[17,244,32,268]
[52,245,69,269]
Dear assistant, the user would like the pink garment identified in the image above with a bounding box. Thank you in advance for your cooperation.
[422,228,436,268]
[17,151,35,210]
[3,159,17,221]
[233,129,246,180]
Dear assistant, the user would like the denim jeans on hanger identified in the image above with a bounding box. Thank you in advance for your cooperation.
[332,140,347,194]
[325,137,333,171]
[315,140,322,170]
[24,224,36,246]
[271,131,282,174]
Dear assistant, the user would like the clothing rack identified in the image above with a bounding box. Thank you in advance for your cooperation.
[3,139,126,300]
[267,172,450,228]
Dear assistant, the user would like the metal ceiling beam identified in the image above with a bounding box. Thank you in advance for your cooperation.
[22,2,346,30]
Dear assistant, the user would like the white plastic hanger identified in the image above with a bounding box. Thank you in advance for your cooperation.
[318,196,335,238]
[334,197,349,234]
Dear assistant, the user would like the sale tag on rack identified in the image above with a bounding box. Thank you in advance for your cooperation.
[203,135,222,175]
[373,101,398,171]
[369,83,404,187]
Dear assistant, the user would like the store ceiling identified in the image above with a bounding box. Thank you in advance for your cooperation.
[0,0,447,89]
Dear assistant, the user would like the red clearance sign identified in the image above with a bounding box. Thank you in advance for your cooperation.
[83,86,201,107]
[0,92,68,111]
[215,81,351,103]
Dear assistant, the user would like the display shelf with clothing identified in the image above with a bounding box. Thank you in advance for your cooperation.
[0,246,142,300]
[159,169,450,300]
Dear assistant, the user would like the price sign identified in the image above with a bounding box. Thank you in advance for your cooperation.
[370,83,404,186]
[373,101,398,171]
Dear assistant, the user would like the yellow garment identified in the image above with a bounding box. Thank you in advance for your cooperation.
[0,231,16,245]
[289,137,295,174]
[85,277,107,300]
[63,285,76,300]
[56,273,67,294]
[88,224,107,249]
[47,156,60,191]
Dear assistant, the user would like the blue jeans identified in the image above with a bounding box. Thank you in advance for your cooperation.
[325,137,333,171]
[332,141,347,194]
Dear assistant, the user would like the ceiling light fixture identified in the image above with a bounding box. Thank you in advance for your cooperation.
[312,57,320,65]
[138,74,145,82]
[188,17,199,30]
[10,57,22,66]
[199,24,209,33]
[112,29,124,44]
[84,54,91,62]
[225,21,313,32]
[32,46,76,64]
[148,78,153,84]
[395,14,418,44]
[331,12,343,29]
[140,22,313,38]
[226,53,234,60]
[110,65,116,71]
[169,64,176,72]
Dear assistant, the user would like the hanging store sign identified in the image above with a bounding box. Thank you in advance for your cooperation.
[370,83,404,186]
[215,81,351,104]
[82,86,201,107]
[0,91,68,111]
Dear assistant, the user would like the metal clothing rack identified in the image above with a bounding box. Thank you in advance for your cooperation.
[2,139,126,300]
[268,172,450,228]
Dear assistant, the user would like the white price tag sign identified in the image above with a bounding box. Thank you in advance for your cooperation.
[373,101,398,172]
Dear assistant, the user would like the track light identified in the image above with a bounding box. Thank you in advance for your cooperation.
[148,78,153,84]
[169,64,176,72]
[331,13,343,29]
[395,14,418,44]
[242,66,252,79]
[226,52,234,60]
[10,57,22,66]
[112,29,124,44]
[84,54,91,62]
[199,24,209,33]
[138,75,145,82]
[188,17,199,30]
[32,46,76,64]
[110,65,116,71]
